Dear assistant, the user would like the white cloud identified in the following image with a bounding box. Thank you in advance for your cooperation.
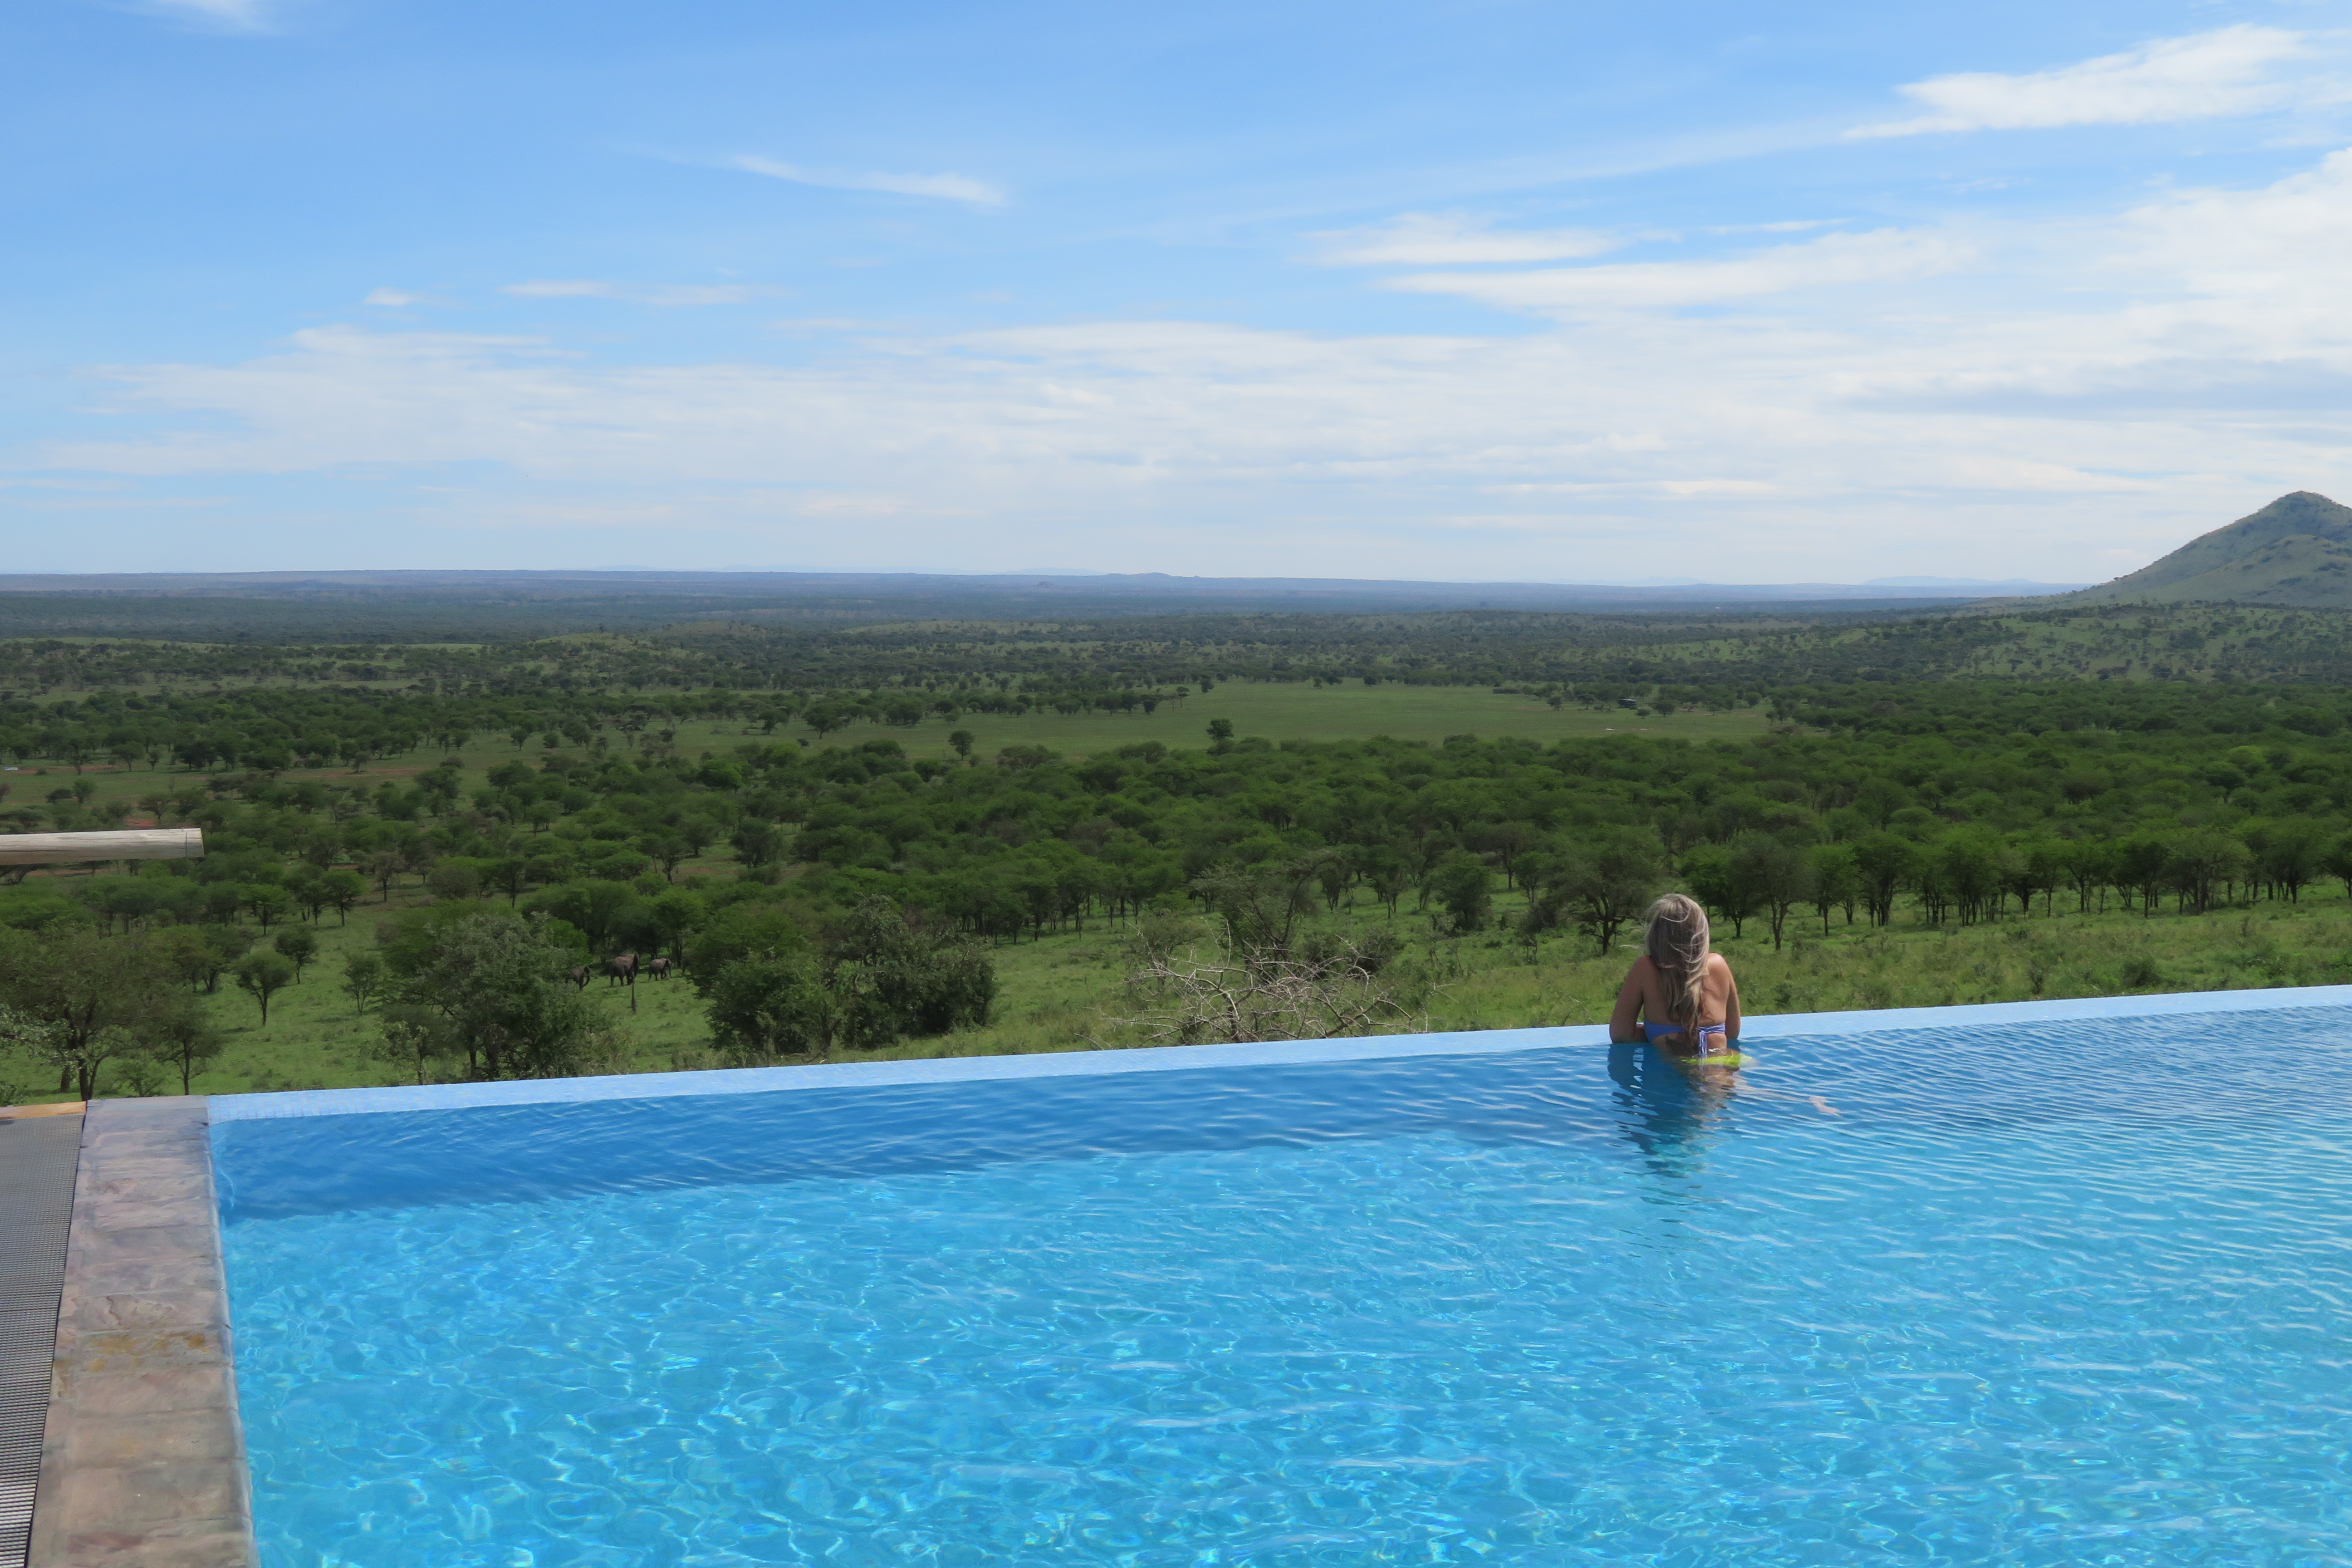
[1310,213,1622,266]
[143,0,270,29]
[501,280,781,307]
[1852,24,2314,138]
[30,146,2352,579]
[363,288,422,307]
[503,280,611,300]
[1387,228,1965,314]
[730,155,1005,207]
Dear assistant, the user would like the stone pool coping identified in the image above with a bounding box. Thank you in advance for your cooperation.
[31,1098,253,1568]
[210,981,2352,1123]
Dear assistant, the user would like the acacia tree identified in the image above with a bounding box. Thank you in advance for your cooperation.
[1732,833,1811,950]
[0,929,190,1099]
[1426,852,1493,934]
[149,1006,225,1095]
[376,908,611,1082]
[233,951,296,1025]
[1805,843,1859,936]
[1525,828,1664,955]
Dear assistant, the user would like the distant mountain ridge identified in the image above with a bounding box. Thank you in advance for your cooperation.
[2063,492,2352,608]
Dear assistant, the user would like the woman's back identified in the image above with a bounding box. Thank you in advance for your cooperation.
[1608,895,1742,1058]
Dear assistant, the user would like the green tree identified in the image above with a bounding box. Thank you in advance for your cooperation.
[2251,819,2324,903]
[1682,843,1765,941]
[425,859,485,902]
[1851,833,1915,927]
[147,1005,225,1095]
[242,883,296,931]
[1731,833,1810,951]
[485,856,531,906]
[342,950,387,1014]
[948,729,976,761]
[1804,843,1858,935]
[731,822,783,868]
[2117,834,2175,916]
[318,868,368,925]
[271,926,319,980]
[828,896,996,1043]
[1427,851,1493,934]
[2063,837,2118,914]
[645,888,705,964]
[688,901,813,976]
[0,929,190,1098]
[1527,829,1664,955]
[705,953,842,1063]
[377,908,612,1080]
[639,831,693,882]
[232,950,297,1026]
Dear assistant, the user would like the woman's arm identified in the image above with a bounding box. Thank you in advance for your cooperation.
[1608,958,1651,1044]
[1719,956,1743,1043]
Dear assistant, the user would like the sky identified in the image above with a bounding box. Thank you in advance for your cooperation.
[7,1,2352,583]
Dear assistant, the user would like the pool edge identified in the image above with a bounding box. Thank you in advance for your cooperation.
[207,980,2352,1123]
[29,1098,256,1568]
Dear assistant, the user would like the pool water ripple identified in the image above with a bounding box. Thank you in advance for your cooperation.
[221,1014,2352,1565]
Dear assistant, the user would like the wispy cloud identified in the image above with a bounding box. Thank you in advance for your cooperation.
[142,0,271,29]
[1387,228,1965,314]
[41,145,2352,580]
[363,288,423,307]
[501,280,782,307]
[1309,212,1621,266]
[730,155,1005,207]
[1851,24,2315,138]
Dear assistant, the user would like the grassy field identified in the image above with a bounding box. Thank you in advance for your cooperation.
[11,681,1766,824]
[849,684,1769,761]
[11,873,2349,1105]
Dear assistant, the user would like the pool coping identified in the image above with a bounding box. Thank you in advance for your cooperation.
[209,981,2352,1122]
[30,1098,254,1568]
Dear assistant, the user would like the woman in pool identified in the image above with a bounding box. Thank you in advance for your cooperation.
[1609,893,1742,1063]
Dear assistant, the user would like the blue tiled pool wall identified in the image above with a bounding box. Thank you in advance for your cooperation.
[211,1001,2352,1223]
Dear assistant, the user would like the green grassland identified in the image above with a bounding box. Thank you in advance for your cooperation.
[18,867,2347,1105]
[18,679,1765,826]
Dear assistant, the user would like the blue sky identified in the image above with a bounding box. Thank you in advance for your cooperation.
[8,0,2352,582]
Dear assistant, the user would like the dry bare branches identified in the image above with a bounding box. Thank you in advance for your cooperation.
[1101,937,1428,1048]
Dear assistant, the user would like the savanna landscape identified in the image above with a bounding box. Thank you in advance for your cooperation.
[12,494,2352,1104]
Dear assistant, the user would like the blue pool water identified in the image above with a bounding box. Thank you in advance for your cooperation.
[218,1011,2352,1565]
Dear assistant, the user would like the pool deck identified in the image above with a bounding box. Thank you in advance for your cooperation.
[19,980,2352,1563]
[0,1106,81,1568]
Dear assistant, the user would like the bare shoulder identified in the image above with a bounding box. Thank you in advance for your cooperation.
[1705,952,1736,978]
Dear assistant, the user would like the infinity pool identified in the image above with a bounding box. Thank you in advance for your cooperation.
[215,1007,2352,1565]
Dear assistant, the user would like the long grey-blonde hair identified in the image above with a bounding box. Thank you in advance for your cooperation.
[1643,893,1712,1033]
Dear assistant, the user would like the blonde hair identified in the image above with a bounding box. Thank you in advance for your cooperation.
[1644,894,1712,1034]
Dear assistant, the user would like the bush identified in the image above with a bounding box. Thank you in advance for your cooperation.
[705,955,837,1063]
[376,909,613,1081]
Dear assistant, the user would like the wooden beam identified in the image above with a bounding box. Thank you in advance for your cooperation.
[0,828,204,865]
